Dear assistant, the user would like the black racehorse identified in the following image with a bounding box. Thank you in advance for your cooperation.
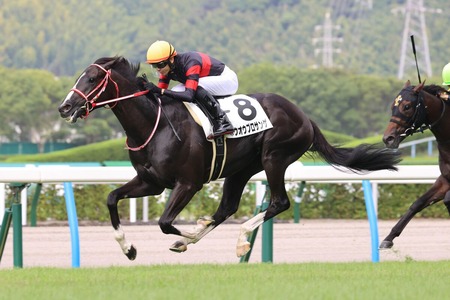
[58,56,401,260]
[381,80,450,249]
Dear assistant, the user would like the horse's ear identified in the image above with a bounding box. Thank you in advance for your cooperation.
[413,81,425,93]
[102,57,123,70]
[403,80,411,88]
[102,59,117,70]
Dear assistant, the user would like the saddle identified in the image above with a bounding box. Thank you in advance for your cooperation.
[183,94,274,182]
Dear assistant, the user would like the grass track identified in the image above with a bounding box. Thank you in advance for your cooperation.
[1,261,450,300]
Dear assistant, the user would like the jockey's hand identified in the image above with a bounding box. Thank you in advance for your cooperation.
[143,81,162,95]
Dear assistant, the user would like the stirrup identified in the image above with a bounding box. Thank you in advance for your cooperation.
[214,126,234,138]
[207,125,234,140]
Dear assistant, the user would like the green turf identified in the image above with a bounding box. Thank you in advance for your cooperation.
[1,261,450,300]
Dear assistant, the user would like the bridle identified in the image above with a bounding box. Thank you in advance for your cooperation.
[390,88,446,137]
[70,64,121,118]
[70,63,161,151]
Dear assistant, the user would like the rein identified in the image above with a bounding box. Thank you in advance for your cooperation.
[71,63,162,151]
[125,97,162,151]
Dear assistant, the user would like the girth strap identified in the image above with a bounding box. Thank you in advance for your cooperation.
[208,136,227,182]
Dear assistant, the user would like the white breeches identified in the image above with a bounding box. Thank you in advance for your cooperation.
[171,66,238,96]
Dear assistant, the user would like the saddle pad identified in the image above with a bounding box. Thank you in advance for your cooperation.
[183,94,273,139]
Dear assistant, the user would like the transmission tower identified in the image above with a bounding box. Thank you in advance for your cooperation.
[393,0,442,80]
[312,12,343,68]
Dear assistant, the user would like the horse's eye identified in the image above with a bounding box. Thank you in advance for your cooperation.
[88,77,95,83]
[404,104,410,110]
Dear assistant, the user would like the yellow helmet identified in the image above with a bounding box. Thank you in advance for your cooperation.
[146,40,177,64]
[442,63,450,85]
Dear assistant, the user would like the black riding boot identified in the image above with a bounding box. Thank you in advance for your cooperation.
[195,87,234,139]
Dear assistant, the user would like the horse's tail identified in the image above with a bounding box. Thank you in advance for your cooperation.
[309,121,402,172]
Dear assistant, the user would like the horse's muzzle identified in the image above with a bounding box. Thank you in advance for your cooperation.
[58,102,85,123]
[383,134,401,149]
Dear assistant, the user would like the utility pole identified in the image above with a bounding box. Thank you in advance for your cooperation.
[393,0,442,80]
[312,12,343,68]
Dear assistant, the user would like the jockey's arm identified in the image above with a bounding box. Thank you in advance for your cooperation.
[163,88,196,102]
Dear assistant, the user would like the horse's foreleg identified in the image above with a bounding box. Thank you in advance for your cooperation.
[113,225,137,260]
[380,179,448,249]
[171,173,252,253]
[107,176,163,260]
[443,190,450,215]
[170,216,216,252]
[108,189,137,260]
[158,182,203,251]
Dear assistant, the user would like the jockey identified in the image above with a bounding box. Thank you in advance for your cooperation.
[441,63,450,101]
[142,40,237,139]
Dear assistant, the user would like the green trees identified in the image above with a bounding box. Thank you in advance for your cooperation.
[238,63,404,137]
[0,66,72,150]
[1,1,448,77]
[1,0,448,146]
[0,61,422,148]
[0,66,117,151]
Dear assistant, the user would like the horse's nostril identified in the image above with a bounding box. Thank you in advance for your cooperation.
[60,104,68,111]
[383,136,393,145]
[58,103,71,115]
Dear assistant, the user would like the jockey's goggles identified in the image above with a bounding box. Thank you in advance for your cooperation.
[151,60,169,69]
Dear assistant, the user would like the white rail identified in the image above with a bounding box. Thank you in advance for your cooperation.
[0,163,441,184]
[0,163,440,267]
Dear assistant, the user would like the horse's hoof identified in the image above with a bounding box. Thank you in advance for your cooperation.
[169,241,187,253]
[126,245,137,260]
[379,240,394,249]
[236,242,251,257]
[198,216,213,227]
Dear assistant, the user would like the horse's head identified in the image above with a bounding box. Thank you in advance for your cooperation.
[58,56,139,123]
[383,80,427,148]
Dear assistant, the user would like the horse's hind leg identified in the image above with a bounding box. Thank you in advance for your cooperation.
[236,181,290,257]
[380,177,449,249]
[236,160,294,257]
[108,176,164,260]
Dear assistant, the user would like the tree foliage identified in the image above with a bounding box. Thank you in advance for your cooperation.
[1,0,448,78]
[0,66,73,147]
[1,0,448,147]
[238,63,406,137]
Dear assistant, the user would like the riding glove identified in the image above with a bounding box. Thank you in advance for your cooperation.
[136,75,162,95]
[144,82,161,95]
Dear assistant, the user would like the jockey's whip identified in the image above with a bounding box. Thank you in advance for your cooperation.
[410,35,422,84]
[158,99,182,142]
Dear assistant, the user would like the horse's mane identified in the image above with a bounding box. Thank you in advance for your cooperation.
[423,84,447,97]
[94,56,140,82]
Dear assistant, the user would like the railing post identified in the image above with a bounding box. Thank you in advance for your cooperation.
[261,182,273,263]
[0,183,28,268]
[362,180,379,263]
[30,183,42,227]
[130,198,137,223]
[63,182,80,268]
[294,181,306,223]
[12,200,22,268]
